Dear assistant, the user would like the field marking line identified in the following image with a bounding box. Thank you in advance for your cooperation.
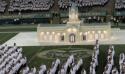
[28,46,72,63]
[28,47,45,64]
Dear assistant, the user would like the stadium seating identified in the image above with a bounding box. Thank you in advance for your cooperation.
[115,0,125,9]
[8,0,54,12]
[58,0,109,8]
[76,0,109,7]
[0,0,7,12]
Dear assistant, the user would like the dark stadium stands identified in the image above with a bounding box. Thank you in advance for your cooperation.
[0,13,52,24]
[112,12,125,23]
[110,0,125,26]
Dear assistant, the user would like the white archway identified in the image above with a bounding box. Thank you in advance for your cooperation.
[69,33,76,43]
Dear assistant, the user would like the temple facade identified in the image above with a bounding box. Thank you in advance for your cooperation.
[37,3,111,43]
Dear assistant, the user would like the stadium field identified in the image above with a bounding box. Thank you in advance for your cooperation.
[0,25,36,32]
[22,45,125,74]
[0,33,17,44]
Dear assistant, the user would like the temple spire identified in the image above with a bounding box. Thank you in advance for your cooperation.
[67,2,81,24]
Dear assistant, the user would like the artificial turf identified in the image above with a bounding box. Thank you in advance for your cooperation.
[0,33,17,44]
[0,24,37,32]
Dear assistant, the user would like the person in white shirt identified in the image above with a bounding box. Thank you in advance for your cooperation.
[32,67,36,74]
[60,69,65,74]
[112,67,119,74]
[39,65,47,74]
[83,69,86,74]
[22,66,29,74]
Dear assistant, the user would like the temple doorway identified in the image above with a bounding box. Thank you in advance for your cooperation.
[69,33,76,43]
[83,34,87,40]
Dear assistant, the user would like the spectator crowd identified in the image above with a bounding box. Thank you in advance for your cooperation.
[8,0,54,12]
[0,0,125,12]
[0,0,7,12]
[58,0,109,8]
[115,0,125,9]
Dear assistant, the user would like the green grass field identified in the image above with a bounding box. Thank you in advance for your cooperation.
[0,33,17,44]
[22,45,125,74]
[0,25,37,32]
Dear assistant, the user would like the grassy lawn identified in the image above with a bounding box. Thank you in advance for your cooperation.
[0,25,37,32]
[22,45,125,74]
[0,33,17,44]
[0,28,36,32]
[0,23,125,32]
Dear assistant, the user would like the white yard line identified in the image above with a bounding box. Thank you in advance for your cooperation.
[28,47,45,64]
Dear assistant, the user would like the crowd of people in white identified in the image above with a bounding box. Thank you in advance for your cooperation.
[21,40,100,74]
[22,66,36,74]
[22,55,86,74]
[103,46,118,74]
[115,0,125,9]
[119,53,125,74]
[0,44,27,74]
[0,0,7,12]
[58,0,109,8]
[89,40,99,74]
[76,0,109,7]
[59,55,86,74]
[8,0,54,12]
[1,40,125,74]
[103,45,125,74]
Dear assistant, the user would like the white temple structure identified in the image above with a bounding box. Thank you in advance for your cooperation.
[37,3,111,44]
